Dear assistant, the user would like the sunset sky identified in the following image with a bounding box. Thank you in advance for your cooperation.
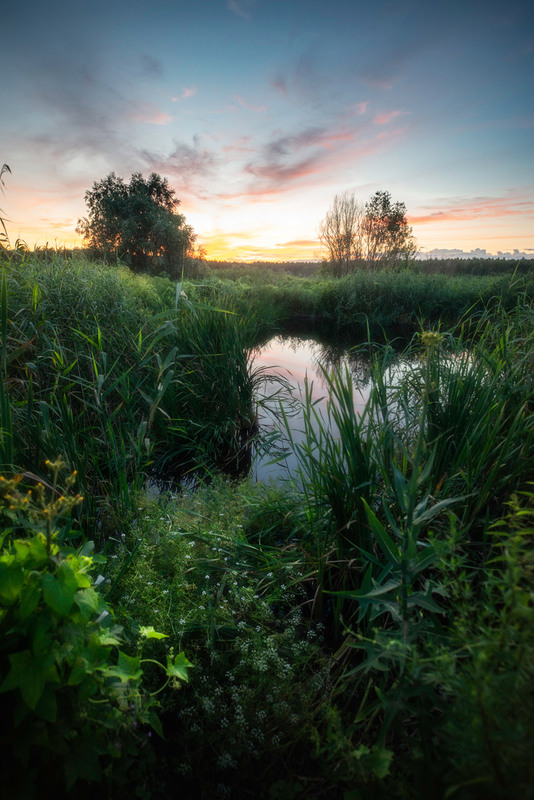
[3,0,534,260]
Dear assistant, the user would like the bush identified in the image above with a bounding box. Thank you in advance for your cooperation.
[0,464,191,799]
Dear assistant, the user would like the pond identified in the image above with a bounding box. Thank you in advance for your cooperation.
[249,334,374,482]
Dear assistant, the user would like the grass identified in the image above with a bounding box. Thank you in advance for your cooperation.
[0,253,260,540]
[0,252,533,799]
[188,264,534,335]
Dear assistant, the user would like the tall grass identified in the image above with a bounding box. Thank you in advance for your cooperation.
[195,265,534,334]
[0,254,259,540]
[272,301,534,642]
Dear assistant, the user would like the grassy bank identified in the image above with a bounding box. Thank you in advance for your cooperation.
[191,265,534,333]
[0,254,533,799]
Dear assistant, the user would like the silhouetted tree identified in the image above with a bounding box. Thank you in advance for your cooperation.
[320,189,416,274]
[362,190,416,267]
[77,172,196,275]
[318,192,364,277]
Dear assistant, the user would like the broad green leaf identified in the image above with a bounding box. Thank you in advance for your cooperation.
[367,745,394,779]
[0,560,24,604]
[68,663,88,686]
[145,709,164,738]
[73,588,101,618]
[166,651,193,682]
[98,630,122,646]
[107,651,143,682]
[139,625,168,640]
[42,573,75,616]
[0,649,58,709]
[80,637,113,673]
[16,580,40,621]
[0,650,32,694]
[57,561,79,591]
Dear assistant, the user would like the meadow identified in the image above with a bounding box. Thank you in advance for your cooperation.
[0,251,533,799]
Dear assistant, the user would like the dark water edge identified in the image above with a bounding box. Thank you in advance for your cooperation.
[254,318,416,352]
[147,323,411,493]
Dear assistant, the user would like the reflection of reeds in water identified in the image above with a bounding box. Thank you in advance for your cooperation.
[267,302,533,638]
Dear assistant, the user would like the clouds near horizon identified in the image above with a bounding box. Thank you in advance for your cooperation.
[1,0,533,258]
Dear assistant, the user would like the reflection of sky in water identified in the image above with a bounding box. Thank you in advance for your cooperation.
[250,336,371,483]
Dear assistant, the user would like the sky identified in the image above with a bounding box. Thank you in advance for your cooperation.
[2,0,534,261]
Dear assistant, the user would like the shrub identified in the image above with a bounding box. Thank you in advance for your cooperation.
[0,464,191,799]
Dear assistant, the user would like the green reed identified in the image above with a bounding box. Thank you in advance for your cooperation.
[0,254,259,541]
[274,301,534,642]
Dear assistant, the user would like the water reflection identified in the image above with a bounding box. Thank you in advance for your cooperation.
[250,334,372,482]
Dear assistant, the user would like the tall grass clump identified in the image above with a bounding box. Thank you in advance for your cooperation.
[278,300,533,625]
[0,254,259,540]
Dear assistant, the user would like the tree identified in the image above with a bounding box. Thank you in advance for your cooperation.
[76,172,196,275]
[318,192,364,277]
[319,189,417,274]
[362,190,416,267]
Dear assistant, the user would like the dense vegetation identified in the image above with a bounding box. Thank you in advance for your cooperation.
[0,252,533,799]
[189,260,534,335]
[75,172,200,276]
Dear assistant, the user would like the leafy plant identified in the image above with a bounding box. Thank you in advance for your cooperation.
[0,464,192,799]
[76,172,197,276]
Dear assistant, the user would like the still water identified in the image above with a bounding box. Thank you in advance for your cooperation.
[249,334,372,482]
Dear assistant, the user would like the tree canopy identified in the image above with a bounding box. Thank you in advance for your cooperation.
[319,190,416,276]
[76,172,196,275]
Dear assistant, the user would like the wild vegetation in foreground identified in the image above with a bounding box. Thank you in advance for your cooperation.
[0,252,533,799]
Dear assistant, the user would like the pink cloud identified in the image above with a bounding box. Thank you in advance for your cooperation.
[234,95,267,113]
[372,110,407,125]
[130,105,174,125]
[222,136,254,154]
[410,193,534,225]
[171,87,197,102]
[275,239,319,248]
[270,76,287,95]
[246,155,323,185]
[376,125,408,141]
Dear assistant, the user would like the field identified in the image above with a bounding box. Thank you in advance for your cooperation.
[0,252,533,799]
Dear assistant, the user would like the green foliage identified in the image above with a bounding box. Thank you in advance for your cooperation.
[0,469,191,799]
[76,172,196,276]
[102,478,331,796]
[0,256,259,538]
[0,252,532,797]
[194,265,534,334]
[319,189,416,276]
[256,313,532,797]
[363,190,416,268]
[427,490,534,798]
